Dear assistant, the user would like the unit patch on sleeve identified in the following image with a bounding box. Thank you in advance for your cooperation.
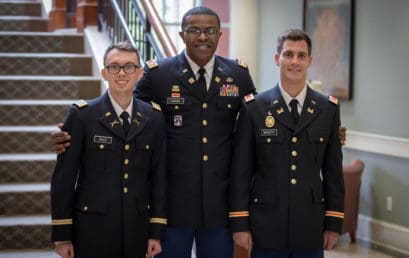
[329,95,339,105]
[244,93,255,103]
[146,59,159,70]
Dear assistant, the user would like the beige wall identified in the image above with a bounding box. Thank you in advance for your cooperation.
[230,0,259,87]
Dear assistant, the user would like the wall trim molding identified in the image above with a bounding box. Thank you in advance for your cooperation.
[358,215,409,256]
[344,130,409,159]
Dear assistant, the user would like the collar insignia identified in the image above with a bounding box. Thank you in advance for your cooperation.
[110,119,120,127]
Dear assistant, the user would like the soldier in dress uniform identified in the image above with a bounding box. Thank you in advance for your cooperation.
[50,10,347,258]
[132,6,257,258]
[50,6,256,258]
[50,42,167,258]
[229,29,344,258]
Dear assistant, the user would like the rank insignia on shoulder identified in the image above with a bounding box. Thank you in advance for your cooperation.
[146,59,158,70]
[329,95,339,105]
[244,93,255,103]
[73,99,88,108]
[237,59,248,69]
[151,101,162,112]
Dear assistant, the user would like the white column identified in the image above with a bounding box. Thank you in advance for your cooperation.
[230,0,259,87]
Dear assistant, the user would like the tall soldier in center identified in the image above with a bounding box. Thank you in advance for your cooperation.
[134,6,256,258]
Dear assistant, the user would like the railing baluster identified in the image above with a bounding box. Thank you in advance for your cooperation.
[96,0,175,61]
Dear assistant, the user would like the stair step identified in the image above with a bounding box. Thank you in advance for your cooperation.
[0,250,57,258]
[0,4,103,252]
[0,32,84,53]
[0,53,93,75]
[0,17,48,32]
[0,215,53,250]
[0,182,49,192]
[0,102,72,126]
[0,1,42,16]
[0,214,49,226]
[0,126,56,153]
[0,183,50,215]
[0,154,55,183]
[0,153,56,161]
[0,75,101,100]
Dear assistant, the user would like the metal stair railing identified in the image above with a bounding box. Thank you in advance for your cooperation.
[97,0,177,61]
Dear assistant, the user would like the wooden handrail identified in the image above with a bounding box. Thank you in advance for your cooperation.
[140,0,177,57]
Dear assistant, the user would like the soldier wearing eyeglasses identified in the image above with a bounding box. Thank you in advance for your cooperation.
[49,7,347,258]
[50,42,167,258]
[50,6,255,258]
[132,6,257,258]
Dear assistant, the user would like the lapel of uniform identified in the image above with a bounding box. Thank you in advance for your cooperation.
[127,100,147,140]
[269,85,295,131]
[206,56,224,100]
[294,87,320,134]
[98,92,126,140]
[175,53,204,100]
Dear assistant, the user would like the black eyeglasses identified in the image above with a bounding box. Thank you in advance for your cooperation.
[106,63,140,74]
[183,27,219,36]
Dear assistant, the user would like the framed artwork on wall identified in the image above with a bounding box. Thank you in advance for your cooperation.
[304,0,354,100]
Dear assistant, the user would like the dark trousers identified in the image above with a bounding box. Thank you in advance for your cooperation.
[155,226,233,258]
[251,248,324,258]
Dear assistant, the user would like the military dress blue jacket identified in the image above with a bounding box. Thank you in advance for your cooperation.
[51,92,167,258]
[134,52,256,229]
[229,85,344,250]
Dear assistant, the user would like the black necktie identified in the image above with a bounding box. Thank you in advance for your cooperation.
[120,111,130,136]
[289,99,300,124]
[198,68,207,97]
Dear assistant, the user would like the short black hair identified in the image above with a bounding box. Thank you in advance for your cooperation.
[277,29,312,55]
[181,6,221,30]
[103,41,140,66]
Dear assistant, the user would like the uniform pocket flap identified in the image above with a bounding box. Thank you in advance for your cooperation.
[311,186,324,204]
[255,130,284,143]
[251,184,277,205]
[216,98,240,110]
[134,135,154,150]
[136,198,150,213]
[75,196,109,214]
[307,129,329,143]
[88,135,118,151]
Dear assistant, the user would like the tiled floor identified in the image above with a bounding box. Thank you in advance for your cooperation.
[0,250,58,258]
[324,233,408,258]
[0,248,396,258]
[325,242,394,258]
[0,237,402,258]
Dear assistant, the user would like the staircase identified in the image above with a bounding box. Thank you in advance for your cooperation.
[0,0,101,256]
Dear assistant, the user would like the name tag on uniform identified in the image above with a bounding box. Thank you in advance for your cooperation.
[167,97,185,105]
[94,135,112,144]
[260,129,277,137]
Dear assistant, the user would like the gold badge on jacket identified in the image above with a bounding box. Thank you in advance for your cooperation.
[265,115,275,128]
